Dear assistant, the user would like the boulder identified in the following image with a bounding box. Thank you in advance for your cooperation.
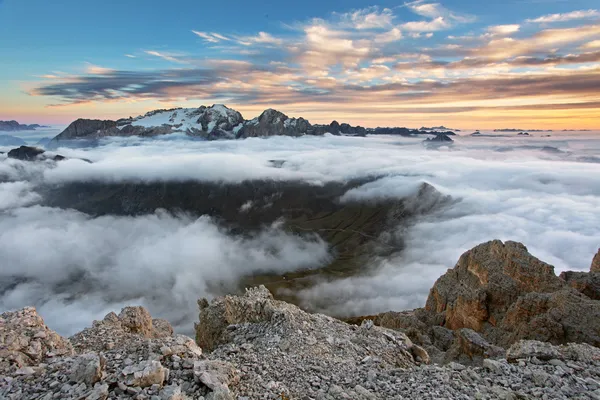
[118,306,153,337]
[559,270,600,300]
[70,352,105,386]
[121,360,167,388]
[0,307,74,374]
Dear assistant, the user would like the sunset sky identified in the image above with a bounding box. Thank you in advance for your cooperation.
[1,0,600,129]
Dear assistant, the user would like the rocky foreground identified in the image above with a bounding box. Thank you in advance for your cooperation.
[2,241,600,399]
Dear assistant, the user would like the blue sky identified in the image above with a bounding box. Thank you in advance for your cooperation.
[1,0,600,128]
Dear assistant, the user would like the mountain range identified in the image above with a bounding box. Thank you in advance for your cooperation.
[0,120,47,132]
[49,104,455,145]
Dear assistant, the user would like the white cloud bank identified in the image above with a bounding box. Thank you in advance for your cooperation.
[1,132,599,333]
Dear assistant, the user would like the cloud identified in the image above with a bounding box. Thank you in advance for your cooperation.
[527,9,600,23]
[192,31,231,43]
[238,32,284,46]
[402,1,476,32]
[582,40,600,49]
[2,134,600,332]
[487,24,520,36]
[145,51,187,64]
[125,54,136,58]
[338,6,395,30]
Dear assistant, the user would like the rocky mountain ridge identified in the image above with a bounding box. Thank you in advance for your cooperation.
[2,241,600,399]
[0,121,47,132]
[49,105,455,145]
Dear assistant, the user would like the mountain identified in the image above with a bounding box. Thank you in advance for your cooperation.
[49,104,455,145]
[0,120,47,131]
[0,134,26,146]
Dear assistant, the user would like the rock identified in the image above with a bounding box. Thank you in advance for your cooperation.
[193,360,238,391]
[559,270,600,300]
[121,360,168,388]
[482,359,506,374]
[592,249,600,272]
[195,286,277,351]
[52,118,119,141]
[0,307,73,374]
[237,109,312,138]
[159,384,190,400]
[70,353,104,386]
[445,328,505,364]
[7,145,45,160]
[506,340,561,361]
[424,133,454,143]
[424,240,600,347]
[119,306,154,337]
[153,319,175,338]
[84,383,109,400]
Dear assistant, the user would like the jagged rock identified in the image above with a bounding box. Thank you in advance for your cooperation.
[53,118,119,140]
[119,306,153,337]
[70,306,174,353]
[70,352,104,386]
[559,270,600,300]
[0,307,74,374]
[424,133,454,143]
[195,104,244,139]
[592,249,600,272]
[423,240,597,347]
[121,360,168,387]
[238,109,312,138]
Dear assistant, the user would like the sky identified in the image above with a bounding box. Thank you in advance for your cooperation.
[1,0,600,129]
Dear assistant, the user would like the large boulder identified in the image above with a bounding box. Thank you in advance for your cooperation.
[559,270,600,300]
[0,307,74,374]
[425,240,600,347]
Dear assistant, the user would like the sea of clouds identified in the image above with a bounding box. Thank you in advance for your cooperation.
[1,132,599,335]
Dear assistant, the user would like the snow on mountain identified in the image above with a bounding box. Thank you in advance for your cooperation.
[122,105,244,139]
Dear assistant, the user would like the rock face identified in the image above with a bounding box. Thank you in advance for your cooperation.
[237,109,312,138]
[0,120,45,131]
[0,307,74,374]
[592,249,600,272]
[425,240,600,347]
[353,240,600,366]
[53,119,119,141]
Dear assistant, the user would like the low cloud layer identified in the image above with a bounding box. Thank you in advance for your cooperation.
[1,133,599,333]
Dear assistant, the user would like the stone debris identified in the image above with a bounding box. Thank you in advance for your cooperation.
[1,240,600,399]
